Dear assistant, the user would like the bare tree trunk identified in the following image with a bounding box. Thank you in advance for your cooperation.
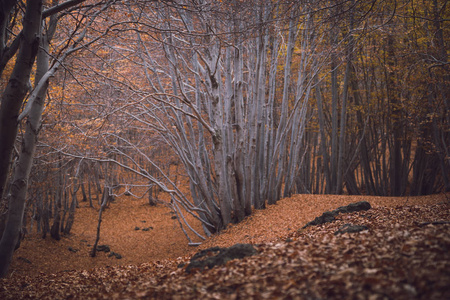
[386,32,404,196]
[64,180,78,235]
[352,80,377,195]
[335,8,354,194]
[251,14,269,209]
[284,12,314,197]
[0,1,105,273]
[148,182,157,206]
[0,0,41,202]
[315,79,331,192]
[0,0,20,77]
[41,191,50,238]
[267,11,299,204]
[0,1,51,277]
[233,38,251,217]
[330,29,339,194]
[91,186,109,257]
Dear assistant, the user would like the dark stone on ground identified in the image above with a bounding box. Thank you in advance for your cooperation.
[185,243,257,273]
[334,224,369,235]
[96,244,110,252]
[302,211,338,228]
[302,201,372,229]
[335,201,371,214]
[134,226,140,230]
[142,227,153,231]
[108,251,122,259]
[68,247,79,253]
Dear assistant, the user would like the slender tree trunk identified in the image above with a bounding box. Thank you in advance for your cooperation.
[233,40,251,217]
[0,0,41,202]
[330,31,339,194]
[386,33,403,196]
[352,79,376,195]
[0,2,57,277]
[64,179,79,234]
[315,79,331,192]
[336,12,354,194]
[209,49,231,228]
[0,1,20,77]
[267,12,298,204]
[41,190,50,238]
[91,186,109,257]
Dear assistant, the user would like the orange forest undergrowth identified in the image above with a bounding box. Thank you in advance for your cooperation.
[1,193,449,299]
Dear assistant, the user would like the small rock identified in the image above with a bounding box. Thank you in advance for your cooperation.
[96,245,110,252]
[186,243,257,273]
[335,201,371,214]
[134,226,140,230]
[108,251,122,259]
[68,247,79,253]
[303,201,372,229]
[302,211,337,228]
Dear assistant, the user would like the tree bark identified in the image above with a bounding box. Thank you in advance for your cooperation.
[0,0,43,278]
[0,0,20,77]
[0,0,42,202]
[91,186,109,257]
[267,11,298,204]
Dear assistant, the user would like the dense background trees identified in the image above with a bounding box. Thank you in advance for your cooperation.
[0,0,448,277]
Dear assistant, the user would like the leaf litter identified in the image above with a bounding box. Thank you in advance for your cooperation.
[1,193,449,299]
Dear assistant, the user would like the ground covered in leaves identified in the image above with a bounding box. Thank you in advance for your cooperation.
[1,193,449,299]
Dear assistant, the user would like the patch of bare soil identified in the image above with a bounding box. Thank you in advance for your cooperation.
[1,193,449,299]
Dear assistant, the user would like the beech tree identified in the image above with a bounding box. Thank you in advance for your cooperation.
[72,0,336,237]
[97,0,447,235]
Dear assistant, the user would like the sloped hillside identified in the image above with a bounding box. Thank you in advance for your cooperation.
[1,194,449,299]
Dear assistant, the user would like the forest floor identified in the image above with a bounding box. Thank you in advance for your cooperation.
[1,193,449,299]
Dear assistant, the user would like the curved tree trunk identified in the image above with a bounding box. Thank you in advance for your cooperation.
[0,0,41,202]
[0,0,43,278]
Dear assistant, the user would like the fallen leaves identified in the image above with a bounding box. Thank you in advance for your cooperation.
[1,199,449,299]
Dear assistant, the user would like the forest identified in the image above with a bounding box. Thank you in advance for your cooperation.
[0,0,448,292]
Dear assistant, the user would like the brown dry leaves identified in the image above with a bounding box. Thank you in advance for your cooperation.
[1,194,449,299]
[7,198,204,277]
